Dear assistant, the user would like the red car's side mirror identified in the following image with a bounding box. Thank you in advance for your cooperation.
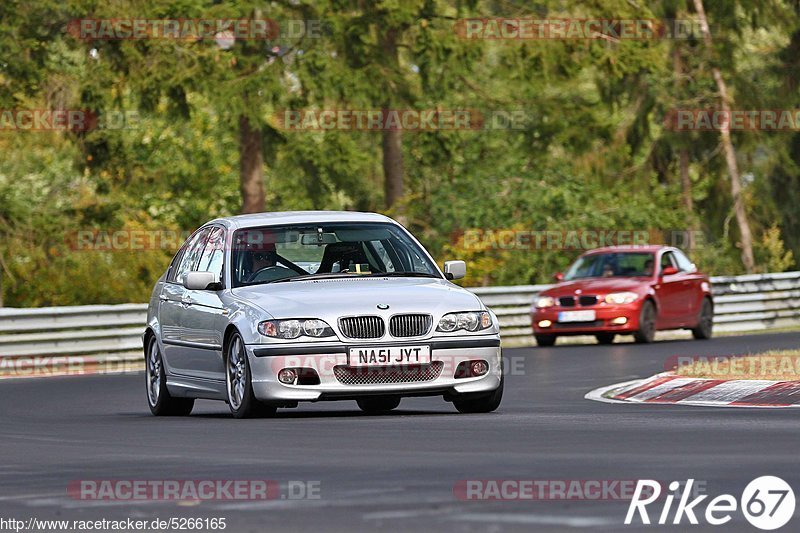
[661,266,679,277]
[553,272,564,282]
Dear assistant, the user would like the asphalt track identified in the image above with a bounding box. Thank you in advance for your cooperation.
[1,332,799,532]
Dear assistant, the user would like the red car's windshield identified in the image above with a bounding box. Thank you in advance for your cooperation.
[563,252,655,281]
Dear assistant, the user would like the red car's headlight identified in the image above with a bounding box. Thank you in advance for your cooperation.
[604,292,639,305]
[535,296,555,308]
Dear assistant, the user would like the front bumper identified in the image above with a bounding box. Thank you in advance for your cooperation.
[246,337,502,402]
[532,303,642,336]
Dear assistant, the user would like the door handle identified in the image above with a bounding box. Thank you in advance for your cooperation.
[181,297,193,307]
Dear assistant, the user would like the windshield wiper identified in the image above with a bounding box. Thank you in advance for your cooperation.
[366,272,439,278]
[268,271,439,283]
[268,273,363,283]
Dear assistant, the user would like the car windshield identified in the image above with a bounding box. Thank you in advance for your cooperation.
[563,252,655,281]
[231,222,441,287]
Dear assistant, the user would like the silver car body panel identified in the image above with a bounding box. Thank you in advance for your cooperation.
[144,211,502,404]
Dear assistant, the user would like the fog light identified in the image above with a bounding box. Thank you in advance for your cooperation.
[538,320,553,328]
[611,317,628,325]
[277,368,298,384]
[470,360,489,376]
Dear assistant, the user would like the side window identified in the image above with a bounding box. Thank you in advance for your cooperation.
[660,252,676,272]
[673,250,695,272]
[172,228,211,284]
[197,226,226,280]
[166,249,185,283]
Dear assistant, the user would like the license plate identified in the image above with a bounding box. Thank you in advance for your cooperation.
[348,345,431,367]
[558,310,596,323]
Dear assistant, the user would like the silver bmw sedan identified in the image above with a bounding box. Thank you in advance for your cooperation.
[143,211,503,418]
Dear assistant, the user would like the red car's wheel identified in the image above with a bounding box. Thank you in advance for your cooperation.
[535,334,557,347]
[692,298,714,340]
[596,333,615,344]
[634,301,656,343]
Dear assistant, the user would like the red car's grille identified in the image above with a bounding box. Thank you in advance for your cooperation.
[554,321,603,329]
[559,296,598,307]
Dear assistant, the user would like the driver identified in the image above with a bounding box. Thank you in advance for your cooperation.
[643,259,654,276]
[247,244,279,282]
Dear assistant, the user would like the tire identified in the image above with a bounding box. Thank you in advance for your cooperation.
[595,333,616,345]
[692,298,714,340]
[356,396,401,414]
[634,300,657,344]
[145,335,194,416]
[453,375,504,414]
[226,332,277,419]
[535,334,557,347]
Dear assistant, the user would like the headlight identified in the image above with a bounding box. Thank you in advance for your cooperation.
[536,296,555,308]
[436,311,492,332]
[258,319,335,339]
[604,292,639,305]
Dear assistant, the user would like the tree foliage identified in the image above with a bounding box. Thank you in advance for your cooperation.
[0,0,798,305]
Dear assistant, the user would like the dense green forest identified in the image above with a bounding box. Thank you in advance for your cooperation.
[1,0,798,307]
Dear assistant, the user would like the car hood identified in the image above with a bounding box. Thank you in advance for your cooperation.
[230,277,484,319]
[543,277,650,296]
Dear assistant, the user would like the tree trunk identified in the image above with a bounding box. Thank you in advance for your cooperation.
[679,149,695,250]
[382,127,405,210]
[239,115,265,214]
[693,0,755,273]
[673,41,695,250]
[380,27,405,219]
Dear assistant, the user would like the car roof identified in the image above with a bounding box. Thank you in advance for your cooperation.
[583,245,671,254]
[206,211,396,230]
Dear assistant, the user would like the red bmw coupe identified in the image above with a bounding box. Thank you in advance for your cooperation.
[531,246,713,346]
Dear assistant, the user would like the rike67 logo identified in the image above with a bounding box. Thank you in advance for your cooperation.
[626,477,795,530]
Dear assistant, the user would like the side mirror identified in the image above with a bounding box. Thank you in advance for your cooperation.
[553,272,564,282]
[661,266,679,277]
[443,260,466,280]
[183,271,221,291]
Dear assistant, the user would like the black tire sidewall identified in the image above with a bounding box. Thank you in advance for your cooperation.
[146,336,193,416]
[357,396,401,413]
[693,298,714,339]
[227,332,274,419]
[453,374,504,414]
[635,301,656,343]
[535,335,556,347]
